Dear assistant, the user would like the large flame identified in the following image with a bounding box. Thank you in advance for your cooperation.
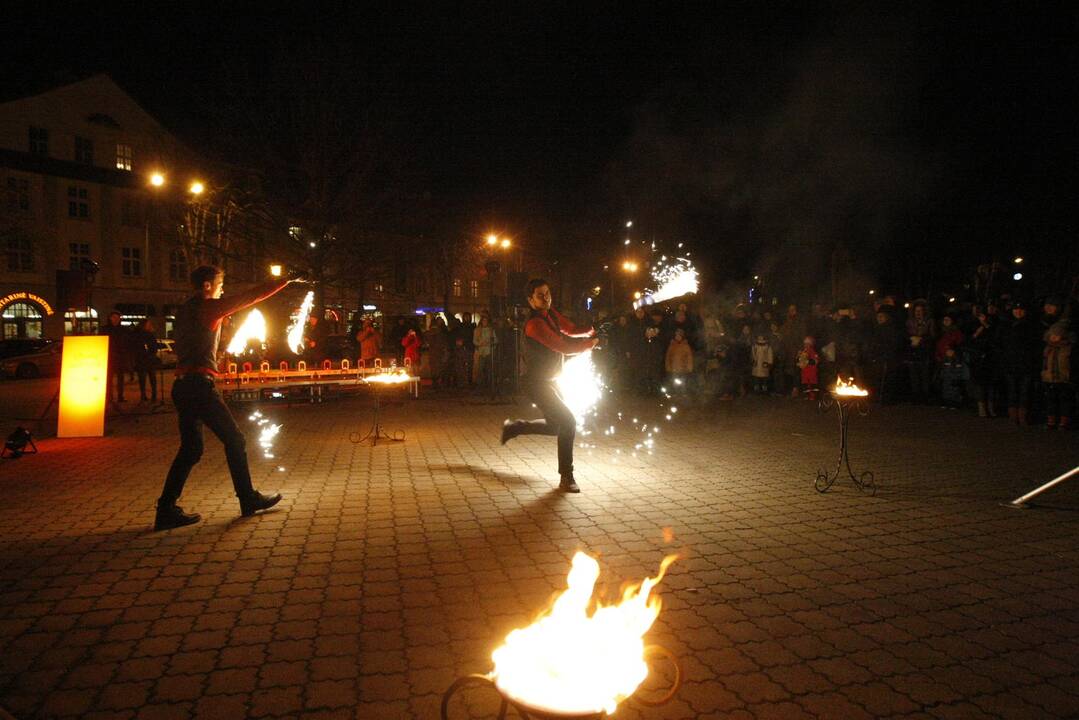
[226,309,267,356]
[287,290,315,355]
[554,350,603,427]
[492,552,676,716]
[834,377,869,397]
[366,372,413,384]
[634,258,699,309]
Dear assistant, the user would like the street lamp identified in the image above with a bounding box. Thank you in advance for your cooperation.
[270,264,282,277]
[1013,256,1023,264]
[150,172,165,187]
[486,233,499,246]
[500,238,511,249]
[189,181,204,196]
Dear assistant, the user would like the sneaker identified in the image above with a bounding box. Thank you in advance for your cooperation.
[154,502,201,531]
[559,474,580,493]
[240,490,282,517]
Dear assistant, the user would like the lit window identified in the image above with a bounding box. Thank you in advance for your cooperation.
[67,186,90,218]
[5,177,29,213]
[5,234,33,272]
[75,136,94,165]
[453,278,462,297]
[29,126,48,156]
[168,249,188,282]
[69,243,91,271]
[115,144,132,171]
[122,247,142,277]
[469,279,479,298]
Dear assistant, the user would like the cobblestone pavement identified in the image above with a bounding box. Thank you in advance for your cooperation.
[1,390,1077,719]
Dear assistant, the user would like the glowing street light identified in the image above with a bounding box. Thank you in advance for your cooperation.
[626,220,633,228]
[1013,272,1023,281]
[189,181,204,195]
[500,238,511,249]
[1013,256,1023,264]
[486,234,499,246]
[269,264,282,277]
[633,291,642,300]
[868,289,876,295]
[149,172,165,187]
[622,260,639,273]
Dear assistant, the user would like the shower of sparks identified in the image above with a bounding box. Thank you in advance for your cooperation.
[633,257,699,309]
[287,290,315,354]
[226,309,267,355]
[554,350,604,428]
[249,410,282,460]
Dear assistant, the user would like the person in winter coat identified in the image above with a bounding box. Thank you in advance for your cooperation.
[934,315,964,363]
[665,327,694,394]
[938,347,970,408]
[797,335,820,400]
[750,333,774,394]
[134,318,163,403]
[423,317,450,387]
[401,328,421,371]
[867,310,905,405]
[100,311,133,405]
[905,301,936,403]
[356,319,381,367]
[996,302,1043,425]
[472,314,497,386]
[964,308,999,417]
[1041,320,1074,430]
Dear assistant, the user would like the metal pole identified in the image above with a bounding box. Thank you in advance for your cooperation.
[1008,465,1079,508]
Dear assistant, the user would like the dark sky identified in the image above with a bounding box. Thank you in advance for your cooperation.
[5,3,1077,295]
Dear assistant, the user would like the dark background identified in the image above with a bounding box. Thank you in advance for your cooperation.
[4,2,1077,303]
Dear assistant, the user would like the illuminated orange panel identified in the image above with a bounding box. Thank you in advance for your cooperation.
[58,336,109,438]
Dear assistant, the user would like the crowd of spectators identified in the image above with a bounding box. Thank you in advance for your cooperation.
[598,295,1077,430]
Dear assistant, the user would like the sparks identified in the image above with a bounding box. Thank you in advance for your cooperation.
[226,309,267,355]
[554,350,604,427]
[287,290,315,354]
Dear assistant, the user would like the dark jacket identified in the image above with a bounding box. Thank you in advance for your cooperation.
[997,317,1042,376]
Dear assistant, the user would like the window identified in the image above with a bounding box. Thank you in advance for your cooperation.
[121,198,142,227]
[374,283,384,296]
[115,144,132,171]
[122,247,142,277]
[5,235,33,272]
[67,186,89,218]
[452,278,462,297]
[75,136,94,165]
[69,242,91,271]
[469,279,479,298]
[168,248,188,282]
[64,308,98,335]
[29,127,48,156]
[5,177,29,213]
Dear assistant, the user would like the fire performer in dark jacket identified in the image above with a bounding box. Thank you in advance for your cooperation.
[154,265,304,531]
[500,278,598,492]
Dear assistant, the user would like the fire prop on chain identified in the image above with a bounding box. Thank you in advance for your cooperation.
[633,258,698,310]
[226,309,267,356]
[833,377,869,397]
[489,552,677,716]
[555,351,604,428]
[286,290,315,355]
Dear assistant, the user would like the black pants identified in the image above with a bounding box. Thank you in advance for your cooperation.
[137,365,158,401]
[517,381,575,476]
[160,376,254,504]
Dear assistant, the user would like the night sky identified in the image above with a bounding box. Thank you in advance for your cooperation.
[5,3,1076,299]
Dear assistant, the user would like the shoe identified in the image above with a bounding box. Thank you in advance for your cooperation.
[240,490,282,517]
[559,474,580,493]
[500,419,520,445]
[154,501,201,531]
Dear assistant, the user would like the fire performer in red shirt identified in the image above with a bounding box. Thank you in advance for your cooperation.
[155,265,305,531]
[500,278,598,492]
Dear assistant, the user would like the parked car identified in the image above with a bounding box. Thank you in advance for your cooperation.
[0,338,53,361]
[0,340,62,379]
[156,338,177,368]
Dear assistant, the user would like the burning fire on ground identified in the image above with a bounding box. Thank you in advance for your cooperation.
[491,552,677,716]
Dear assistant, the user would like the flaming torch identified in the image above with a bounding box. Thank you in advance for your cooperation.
[555,351,604,428]
[225,309,267,356]
[633,258,698,310]
[441,552,681,719]
[286,290,315,355]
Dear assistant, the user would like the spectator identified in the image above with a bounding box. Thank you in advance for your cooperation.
[798,336,821,400]
[665,327,694,395]
[356,319,381,367]
[768,321,786,396]
[905,300,936,403]
[100,311,132,405]
[867,309,904,405]
[304,314,327,364]
[996,301,1042,425]
[473,314,497,386]
[134,318,162,403]
[934,315,964,363]
[1041,320,1074,430]
[938,347,970,408]
[402,327,421,371]
[782,304,807,397]
[965,308,999,417]
[750,332,774,394]
[424,317,450,386]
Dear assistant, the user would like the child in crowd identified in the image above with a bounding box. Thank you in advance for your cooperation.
[665,328,694,395]
[1042,321,1074,430]
[751,333,773,394]
[797,336,820,400]
[938,346,970,408]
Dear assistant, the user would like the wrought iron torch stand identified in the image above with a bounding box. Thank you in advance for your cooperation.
[815,392,876,495]
[440,644,681,719]
[349,382,406,446]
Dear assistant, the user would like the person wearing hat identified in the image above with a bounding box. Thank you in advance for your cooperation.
[996,300,1042,425]
[1041,320,1074,430]
[905,300,936,403]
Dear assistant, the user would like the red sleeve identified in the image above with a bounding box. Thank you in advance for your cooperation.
[549,309,594,338]
[526,317,595,355]
[197,279,291,329]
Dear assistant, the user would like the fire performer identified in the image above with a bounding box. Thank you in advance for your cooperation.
[154,265,306,531]
[501,278,598,493]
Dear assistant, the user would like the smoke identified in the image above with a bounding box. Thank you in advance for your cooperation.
[607,8,941,306]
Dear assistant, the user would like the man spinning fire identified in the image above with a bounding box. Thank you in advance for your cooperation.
[154,265,305,531]
[501,278,598,493]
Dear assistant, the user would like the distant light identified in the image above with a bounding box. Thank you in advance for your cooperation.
[868,289,875,295]
[626,220,633,228]
[150,172,165,187]
[949,297,956,303]
[624,238,631,245]
[753,275,759,280]
[189,181,204,195]
[500,238,511,249]
[269,264,282,277]
[593,286,601,294]
[1013,256,1023,264]
[1013,272,1023,281]
[486,234,499,246]
[363,304,377,311]
[309,241,317,248]
[633,291,642,300]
